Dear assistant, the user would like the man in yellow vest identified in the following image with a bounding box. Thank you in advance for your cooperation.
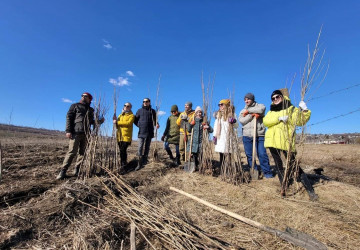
[176,101,195,163]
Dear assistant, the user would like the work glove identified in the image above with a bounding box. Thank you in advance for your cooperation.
[278,116,289,123]
[161,135,165,141]
[228,117,236,124]
[190,119,196,126]
[202,124,209,130]
[251,113,260,119]
[213,136,217,145]
[180,113,188,120]
[299,101,308,111]
[242,110,249,117]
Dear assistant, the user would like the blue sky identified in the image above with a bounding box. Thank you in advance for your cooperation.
[0,0,359,136]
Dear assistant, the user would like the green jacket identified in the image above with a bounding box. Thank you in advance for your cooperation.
[263,97,311,151]
[163,114,180,144]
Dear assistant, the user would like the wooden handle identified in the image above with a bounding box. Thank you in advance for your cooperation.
[251,116,257,169]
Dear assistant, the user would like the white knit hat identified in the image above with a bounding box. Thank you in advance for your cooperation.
[195,106,202,114]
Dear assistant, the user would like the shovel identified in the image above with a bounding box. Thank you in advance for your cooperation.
[250,116,259,180]
[184,128,195,173]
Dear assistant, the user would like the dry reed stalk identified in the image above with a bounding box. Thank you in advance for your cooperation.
[112,86,120,171]
[199,72,215,175]
[95,169,234,249]
[281,28,328,196]
[79,95,115,179]
[152,75,161,162]
[220,99,247,185]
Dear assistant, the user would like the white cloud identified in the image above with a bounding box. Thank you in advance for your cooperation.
[102,39,113,49]
[126,70,135,77]
[109,76,130,87]
[62,98,73,103]
[104,43,112,49]
[157,110,166,116]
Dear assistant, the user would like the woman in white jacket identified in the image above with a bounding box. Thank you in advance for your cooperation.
[213,99,238,166]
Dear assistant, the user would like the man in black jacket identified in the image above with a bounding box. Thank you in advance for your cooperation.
[56,92,104,180]
[134,98,159,170]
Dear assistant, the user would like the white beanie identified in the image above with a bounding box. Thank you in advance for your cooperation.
[195,106,202,114]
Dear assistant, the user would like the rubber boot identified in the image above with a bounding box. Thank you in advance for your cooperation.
[300,173,318,201]
[73,166,80,177]
[142,155,149,165]
[165,148,175,160]
[175,155,181,166]
[56,169,67,180]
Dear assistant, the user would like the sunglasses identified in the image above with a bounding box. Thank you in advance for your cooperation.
[143,100,150,103]
[271,95,282,101]
[124,105,130,107]
[81,95,89,98]
[218,103,224,106]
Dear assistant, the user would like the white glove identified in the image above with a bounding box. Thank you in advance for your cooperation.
[180,114,188,120]
[299,101,308,111]
[278,116,289,122]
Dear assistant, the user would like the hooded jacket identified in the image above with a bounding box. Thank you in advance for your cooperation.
[134,105,157,138]
[263,96,311,151]
[239,102,266,137]
[65,102,95,134]
[116,111,135,142]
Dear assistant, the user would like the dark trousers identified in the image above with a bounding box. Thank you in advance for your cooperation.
[118,141,130,164]
[138,136,152,157]
[219,153,231,167]
[269,147,309,184]
[269,147,316,198]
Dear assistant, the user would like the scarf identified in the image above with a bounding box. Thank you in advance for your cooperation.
[270,99,293,112]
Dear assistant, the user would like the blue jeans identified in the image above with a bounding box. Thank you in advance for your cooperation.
[243,136,273,178]
[164,142,180,157]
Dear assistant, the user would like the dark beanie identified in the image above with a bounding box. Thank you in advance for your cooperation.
[170,105,178,112]
[271,90,283,99]
[185,101,192,107]
[244,93,255,101]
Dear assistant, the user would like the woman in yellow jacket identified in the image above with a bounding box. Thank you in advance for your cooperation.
[264,90,317,201]
[113,102,135,167]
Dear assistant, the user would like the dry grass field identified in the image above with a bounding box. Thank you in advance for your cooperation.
[1,124,360,249]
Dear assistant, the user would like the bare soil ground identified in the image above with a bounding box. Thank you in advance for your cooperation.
[1,125,360,249]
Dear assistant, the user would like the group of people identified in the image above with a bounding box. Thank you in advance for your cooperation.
[56,90,317,200]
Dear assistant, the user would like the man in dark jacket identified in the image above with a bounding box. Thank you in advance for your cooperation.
[134,98,159,170]
[56,92,104,180]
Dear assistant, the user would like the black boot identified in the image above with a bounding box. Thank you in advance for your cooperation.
[56,169,67,180]
[175,155,181,166]
[142,155,149,165]
[300,173,318,201]
[165,148,175,160]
